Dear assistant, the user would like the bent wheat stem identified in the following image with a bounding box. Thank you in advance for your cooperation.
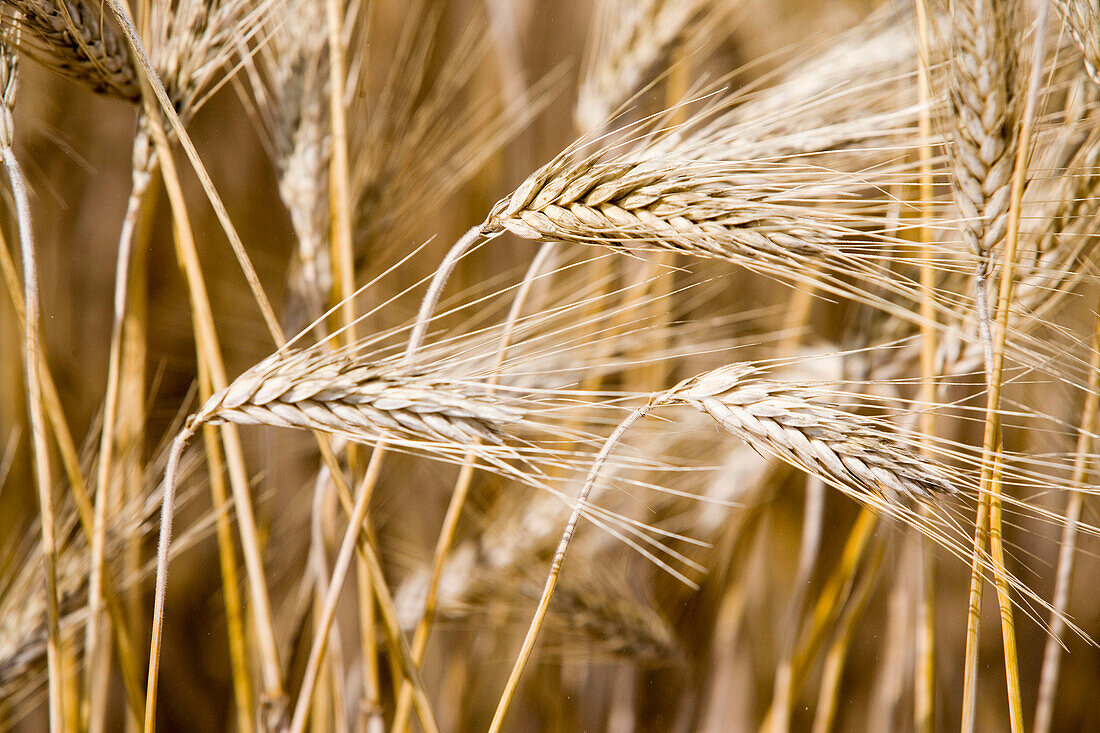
[1,39,64,724]
[488,400,657,733]
[143,421,197,733]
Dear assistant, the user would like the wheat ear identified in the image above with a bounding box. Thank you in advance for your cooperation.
[671,365,954,504]
[4,0,139,99]
[575,0,712,132]
[492,359,959,729]
[947,0,1020,378]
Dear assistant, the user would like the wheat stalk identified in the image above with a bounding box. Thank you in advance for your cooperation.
[959,6,1048,731]
[0,22,68,730]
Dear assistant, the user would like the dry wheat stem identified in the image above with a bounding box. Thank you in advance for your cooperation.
[405,226,483,361]
[288,450,383,733]
[0,31,64,726]
[322,0,376,718]
[133,88,288,725]
[289,444,441,733]
[83,128,155,729]
[759,507,879,732]
[142,421,195,733]
[0,231,148,721]
[196,418,254,733]
[129,92,266,727]
[914,0,940,725]
[306,470,353,733]
[325,0,355,342]
[1032,307,1100,733]
[768,475,826,731]
[810,535,884,733]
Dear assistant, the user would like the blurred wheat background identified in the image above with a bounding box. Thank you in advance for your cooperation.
[2,0,1100,731]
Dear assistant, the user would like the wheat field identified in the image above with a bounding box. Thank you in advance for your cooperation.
[1,0,1099,730]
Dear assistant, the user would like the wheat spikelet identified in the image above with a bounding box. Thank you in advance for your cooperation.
[1054,0,1100,84]
[3,0,139,99]
[670,364,955,505]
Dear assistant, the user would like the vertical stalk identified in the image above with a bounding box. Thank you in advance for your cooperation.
[142,113,286,725]
[4,144,64,732]
[326,0,355,340]
[85,131,154,733]
[1032,309,1100,733]
[390,240,556,733]
[0,228,144,723]
[914,2,939,728]
[961,7,1048,732]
